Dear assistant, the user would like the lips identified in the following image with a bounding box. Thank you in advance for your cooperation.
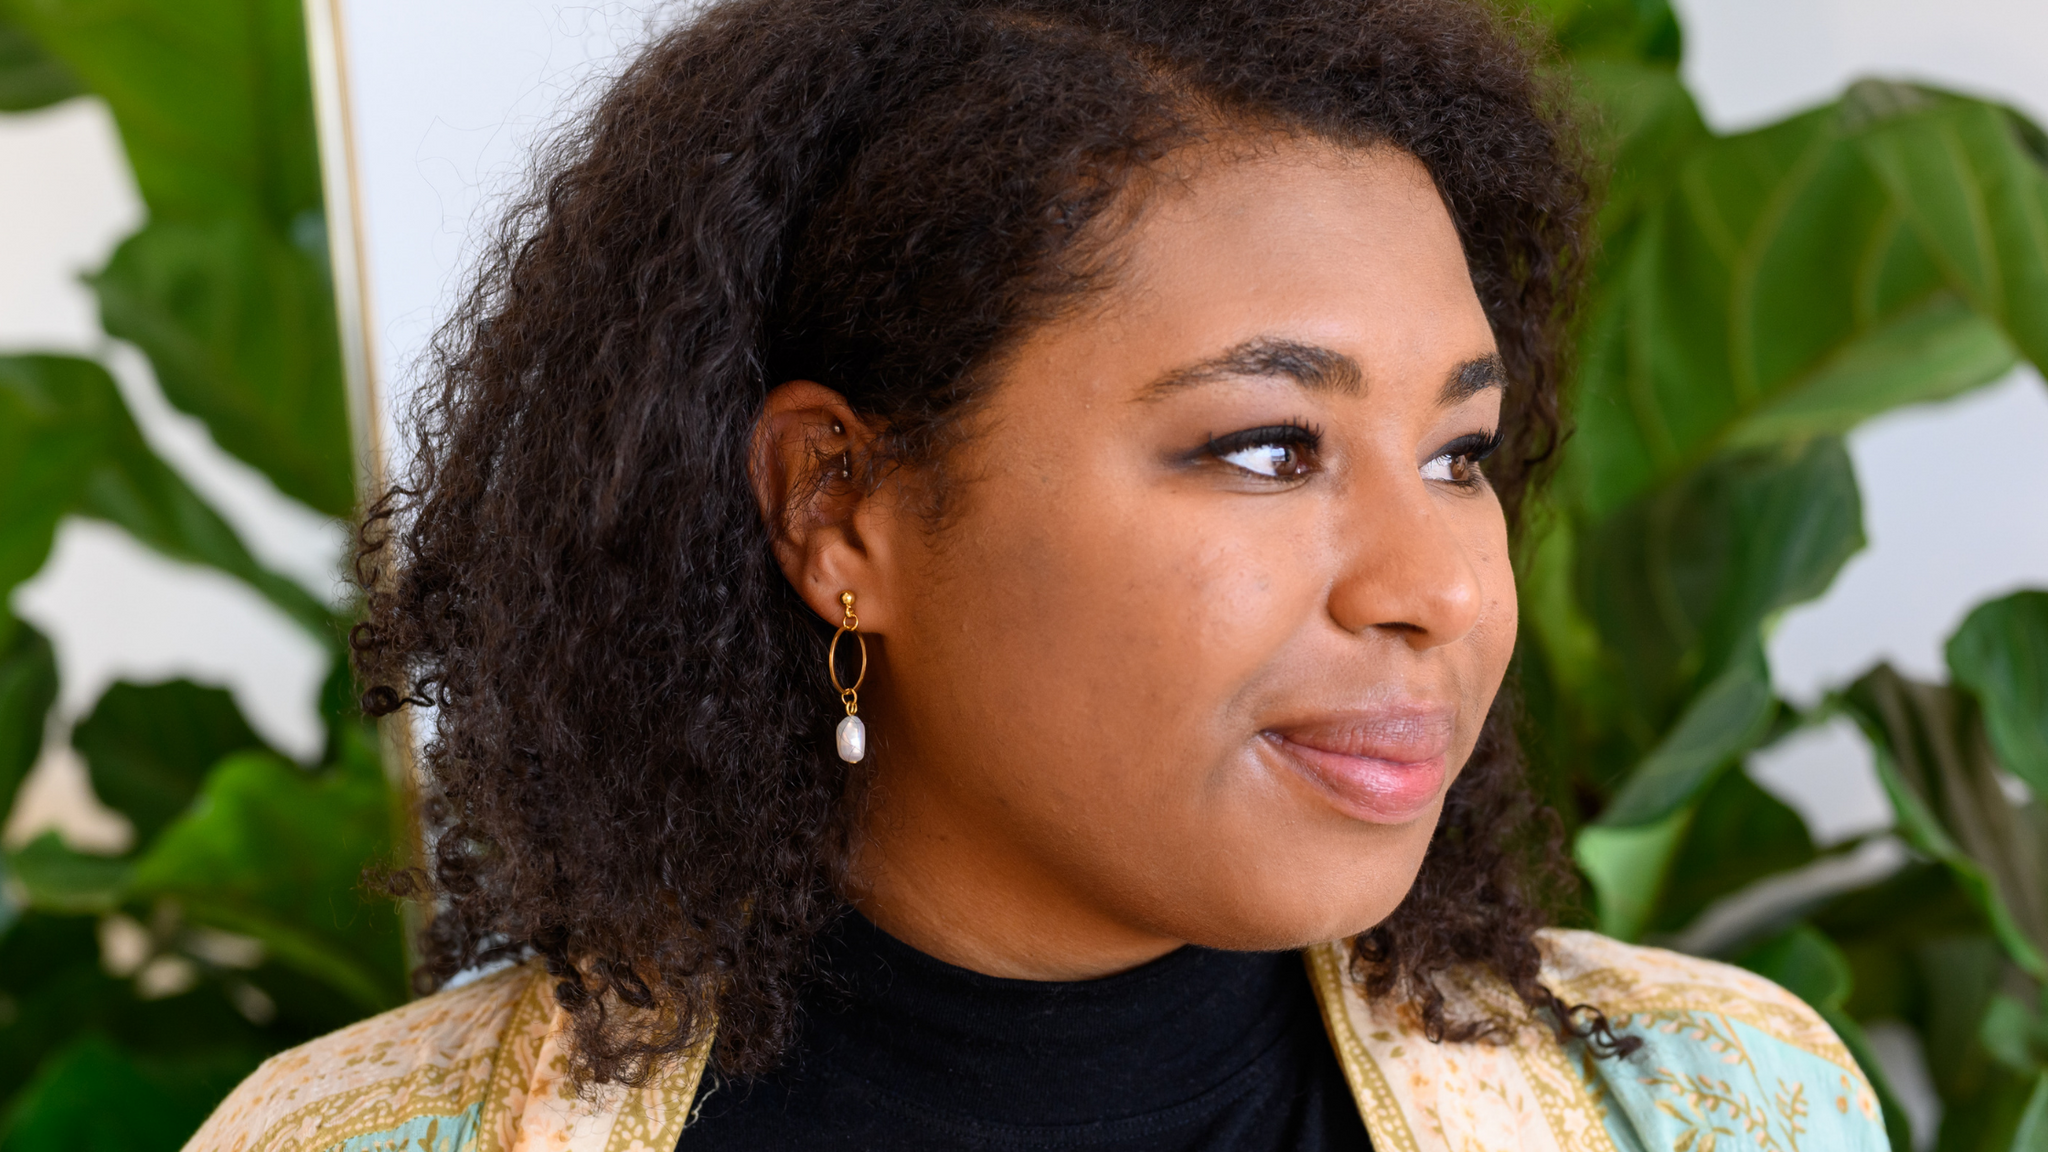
[1263,707,1455,824]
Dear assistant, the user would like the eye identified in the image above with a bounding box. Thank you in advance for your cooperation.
[1220,441,1308,477]
[1200,423,1322,480]
[1421,430,1503,486]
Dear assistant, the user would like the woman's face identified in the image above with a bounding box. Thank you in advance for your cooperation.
[764,140,1515,978]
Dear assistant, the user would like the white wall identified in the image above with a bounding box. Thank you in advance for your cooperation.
[6,0,2046,873]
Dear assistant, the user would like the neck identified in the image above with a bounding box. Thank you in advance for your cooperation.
[850,790,1183,981]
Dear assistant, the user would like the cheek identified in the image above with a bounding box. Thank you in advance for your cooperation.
[892,461,1320,810]
[959,495,1295,713]
[1474,515,1518,673]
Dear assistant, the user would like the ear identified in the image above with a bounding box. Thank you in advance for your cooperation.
[749,381,896,628]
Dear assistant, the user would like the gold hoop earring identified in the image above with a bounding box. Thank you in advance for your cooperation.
[828,590,867,763]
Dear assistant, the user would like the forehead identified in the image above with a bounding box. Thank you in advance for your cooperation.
[1021,138,1497,403]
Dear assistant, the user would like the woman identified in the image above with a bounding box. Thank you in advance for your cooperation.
[191,1,1886,1149]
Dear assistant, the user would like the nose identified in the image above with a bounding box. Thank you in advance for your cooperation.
[1325,466,1485,649]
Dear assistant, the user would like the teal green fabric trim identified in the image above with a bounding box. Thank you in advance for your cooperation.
[329,1102,483,1152]
[1590,1013,1888,1151]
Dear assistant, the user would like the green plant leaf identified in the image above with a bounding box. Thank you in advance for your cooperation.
[1981,992,2048,1075]
[0,1035,223,1152]
[2017,1071,2048,1152]
[1947,590,2048,798]
[1737,922,1853,1012]
[92,217,352,516]
[2,0,321,230]
[6,834,129,916]
[1574,438,1857,787]
[1840,665,2048,978]
[1525,0,1681,66]
[7,0,353,516]
[1599,643,1778,826]
[1574,802,1690,941]
[127,740,405,1012]
[0,354,337,644]
[71,680,270,848]
[1568,61,1709,249]
[1564,87,2045,521]
[0,915,105,1099]
[1652,765,1816,935]
[1723,292,2018,449]
[0,357,113,608]
[1856,91,2048,371]
[0,13,79,110]
[0,624,57,821]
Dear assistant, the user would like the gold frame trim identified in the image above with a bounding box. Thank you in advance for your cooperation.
[300,0,425,952]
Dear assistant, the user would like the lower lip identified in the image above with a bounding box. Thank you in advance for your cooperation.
[1267,735,1448,824]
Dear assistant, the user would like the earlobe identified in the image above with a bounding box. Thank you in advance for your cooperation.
[749,380,885,626]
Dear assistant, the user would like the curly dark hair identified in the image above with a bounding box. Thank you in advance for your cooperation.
[354,0,1632,1087]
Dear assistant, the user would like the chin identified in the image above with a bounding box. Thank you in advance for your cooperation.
[1146,848,1429,954]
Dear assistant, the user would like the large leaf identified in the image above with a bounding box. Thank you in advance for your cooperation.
[127,738,405,1012]
[2,0,320,230]
[2017,1073,2048,1152]
[1721,293,2018,449]
[1566,60,1709,251]
[1840,665,2048,978]
[7,0,353,516]
[1856,90,2048,371]
[1597,642,1776,825]
[1947,590,2048,798]
[1522,0,1681,67]
[0,625,57,820]
[1651,765,1815,936]
[0,354,335,643]
[0,13,77,110]
[92,217,351,515]
[1574,437,1860,778]
[1574,804,1689,941]
[0,358,110,611]
[1563,86,2041,520]
[1572,754,1816,941]
[6,834,128,915]
[71,680,270,848]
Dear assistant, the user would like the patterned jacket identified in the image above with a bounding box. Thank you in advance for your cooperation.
[183,929,1887,1152]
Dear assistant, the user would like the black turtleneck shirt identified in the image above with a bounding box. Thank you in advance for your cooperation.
[677,912,1372,1150]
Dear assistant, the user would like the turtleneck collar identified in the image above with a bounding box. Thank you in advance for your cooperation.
[798,910,1310,1127]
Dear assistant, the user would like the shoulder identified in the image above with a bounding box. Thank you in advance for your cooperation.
[1534,929,1888,1150]
[1534,928,1851,1060]
[184,961,555,1152]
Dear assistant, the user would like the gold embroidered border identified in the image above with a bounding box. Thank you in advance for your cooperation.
[475,965,557,1152]
[1305,943,1422,1152]
[249,1061,496,1152]
[1509,1032,1619,1152]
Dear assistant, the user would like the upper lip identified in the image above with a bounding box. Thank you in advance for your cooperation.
[1264,703,1456,764]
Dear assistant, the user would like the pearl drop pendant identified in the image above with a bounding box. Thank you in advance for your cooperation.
[836,714,867,763]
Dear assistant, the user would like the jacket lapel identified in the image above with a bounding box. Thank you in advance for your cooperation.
[1304,941,1620,1152]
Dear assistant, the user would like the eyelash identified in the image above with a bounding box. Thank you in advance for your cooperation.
[1199,424,1505,487]
[1199,420,1324,480]
[1423,430,1504,488]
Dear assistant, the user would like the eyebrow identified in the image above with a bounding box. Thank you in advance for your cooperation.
[1136,338,1506,407]
[1136,338,1363,399]
[1441,354,1506,406]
